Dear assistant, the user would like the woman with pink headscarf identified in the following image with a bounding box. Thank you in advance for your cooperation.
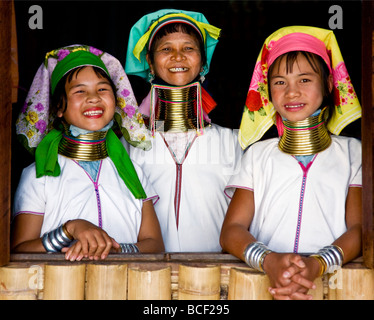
[220,26,362,300]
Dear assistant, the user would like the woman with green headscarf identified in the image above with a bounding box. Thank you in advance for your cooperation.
[12,45,164,260]
[124,9,242,253]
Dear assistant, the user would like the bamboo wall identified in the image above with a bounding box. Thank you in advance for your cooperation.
[0,0,12,267]
[0,253,373,300]
[361,0,374,269]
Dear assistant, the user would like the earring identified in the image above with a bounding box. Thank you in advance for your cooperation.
[148,71,155,84]
[199,67,206,83]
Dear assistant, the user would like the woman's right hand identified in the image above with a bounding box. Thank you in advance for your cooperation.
[61,219,119,261]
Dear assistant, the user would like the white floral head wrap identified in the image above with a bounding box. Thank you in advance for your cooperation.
[16,44,151,154]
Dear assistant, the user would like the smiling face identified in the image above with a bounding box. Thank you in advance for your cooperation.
[147,31,203,86]
[269,53,333,122]
[57,66,116,131]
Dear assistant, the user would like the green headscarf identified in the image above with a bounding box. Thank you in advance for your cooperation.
[33,47,147,199]
[51,50,109,94]
[35,128,147,199]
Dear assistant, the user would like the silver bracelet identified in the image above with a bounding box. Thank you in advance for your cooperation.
[42,224,73,253]
[243,241,272,273]
[119,243,139,253]
[316,245,344,274]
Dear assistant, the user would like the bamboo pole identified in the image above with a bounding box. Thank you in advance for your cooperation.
[86,263,127,300]
[178,264,221,300]
[43,264,86,300]
[227,267,272,300]
[227,267,324,300]
[128,266,171,300]
[309,276,324,300]
[328,265,374,300]
[0,264,42,300]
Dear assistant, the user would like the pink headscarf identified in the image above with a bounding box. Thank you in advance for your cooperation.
[238,26,361,149]
[267,32,332,73]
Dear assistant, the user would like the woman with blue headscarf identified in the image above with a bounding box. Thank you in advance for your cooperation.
[124,9,242,252]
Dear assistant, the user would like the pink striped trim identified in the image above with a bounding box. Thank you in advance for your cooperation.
[143,195,160,205]
[158,98,191,104]
[285,122,324,131]
[74,159,104,228]
[292,156,316,253]
[14,211,44,217]
[64,136,103,145]
[224,185,254,199]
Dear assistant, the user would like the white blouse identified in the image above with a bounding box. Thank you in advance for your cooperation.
[126,124,242,252]
[225,135,362,254]
[13,155,158,243]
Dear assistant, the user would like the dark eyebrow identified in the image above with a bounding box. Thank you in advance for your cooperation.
[69,80,111,90]
[97,80,112,86]
[69,83,86,89]
[298,72,316,76]
[270,72,316,79]
[269,74,285,79]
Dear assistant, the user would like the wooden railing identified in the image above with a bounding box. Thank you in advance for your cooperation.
[1,253,372,300]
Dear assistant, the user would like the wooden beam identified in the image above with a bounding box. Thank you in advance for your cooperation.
[0,0,12,266]
[361,0,374,269]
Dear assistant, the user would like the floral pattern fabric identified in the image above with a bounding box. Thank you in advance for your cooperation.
[239,26,361,149]
[17,44,151,154]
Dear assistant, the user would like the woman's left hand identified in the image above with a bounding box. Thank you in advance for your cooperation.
[61,219,119,261]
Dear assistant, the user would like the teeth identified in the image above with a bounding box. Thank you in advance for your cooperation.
[169,67,188,72]
[285,104,304,108]
[84,110,103,116]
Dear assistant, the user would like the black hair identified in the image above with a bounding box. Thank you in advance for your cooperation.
[51,66,117,127]
[268,51,333,109]
[147,22,207,67]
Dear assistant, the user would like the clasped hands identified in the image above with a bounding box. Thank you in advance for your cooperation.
[263,252,321,300]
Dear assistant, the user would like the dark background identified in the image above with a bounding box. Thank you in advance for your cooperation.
[11,0,363,194]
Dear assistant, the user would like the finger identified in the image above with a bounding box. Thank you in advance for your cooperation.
[78,237,90,258]
[269,285,294,297]
[111,238,120,249]
[282,264,303,279]
[291,273,316,290]
[290,291,314,300]
[63,243,75,261]
[99,237,115,260]
[91,232,113,260]
[269,279,308,297]
[272,294,292,300]
[269,288,292,300]
[87,237,99,260]
[64,241,82,261]
[86,231,106,259]
[289,255,306,269]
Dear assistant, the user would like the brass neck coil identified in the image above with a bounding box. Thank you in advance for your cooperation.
[58,124,108,161]
[156,85,199,132]
[278,108,332,155]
